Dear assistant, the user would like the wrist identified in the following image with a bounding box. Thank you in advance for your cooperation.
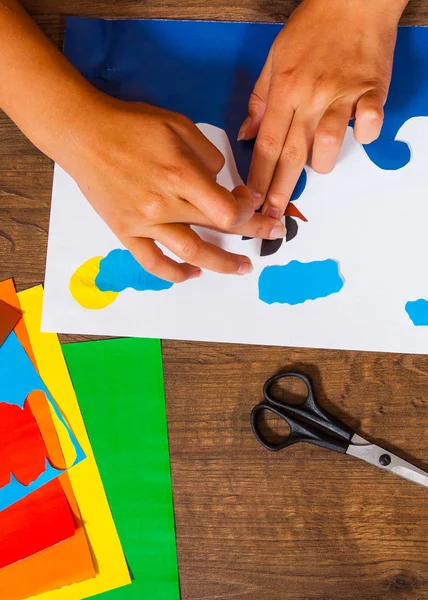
[30,79,106,172]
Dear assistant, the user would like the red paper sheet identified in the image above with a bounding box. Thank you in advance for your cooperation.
[0,480,76,570]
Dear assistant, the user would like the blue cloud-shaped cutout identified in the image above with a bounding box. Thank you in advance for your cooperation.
[405,299,428,326]
[95,249,174,293]
[259,259,344,305]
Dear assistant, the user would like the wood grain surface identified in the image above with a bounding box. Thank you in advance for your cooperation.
[1,1,428,599]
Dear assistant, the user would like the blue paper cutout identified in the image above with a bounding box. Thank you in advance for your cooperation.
[353,27,428,170]
[0,332,85,511]
[64,20,428,177]
[290,169,307,202]
[405,299,428,326]
[259,260,344,305]
[96,249,174,292]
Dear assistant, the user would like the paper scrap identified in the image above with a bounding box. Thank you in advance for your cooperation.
[63,337,180,599]
[19,286,131,600]
[0,298,21,347]
[0,395,52,488]
[27,390,68,471]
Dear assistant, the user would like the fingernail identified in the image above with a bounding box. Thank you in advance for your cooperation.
[237,117,252,141]
[269,223,286,239]
[188,268,202,280]
[237,260,254,276]
[266,207,281,219]
[251,191,263,207]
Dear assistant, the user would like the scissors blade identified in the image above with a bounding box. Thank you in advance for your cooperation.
[346,434,428,489]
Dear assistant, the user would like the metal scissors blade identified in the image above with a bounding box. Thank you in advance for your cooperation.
[347,434,428,489]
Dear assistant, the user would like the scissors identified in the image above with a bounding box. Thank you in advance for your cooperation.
[251,372,428,489]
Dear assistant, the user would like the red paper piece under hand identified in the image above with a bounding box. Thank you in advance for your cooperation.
[0,299,21,348]
[0,478,76,569]
[0,398,50,489]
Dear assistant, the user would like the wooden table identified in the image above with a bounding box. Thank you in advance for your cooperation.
[1,1,428,599]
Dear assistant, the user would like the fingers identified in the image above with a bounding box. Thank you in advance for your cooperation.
[181,173,255,230]
[152,223,254,275]
[227,210,286,240]
[353,91,384,144]
[311,100,353,174]
[261,111,319,218]
[238,49,273,141]
[126,237,202,283]
[247,95,295,209]
[157,189,285,239]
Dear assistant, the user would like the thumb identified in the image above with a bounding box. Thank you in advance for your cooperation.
[237,49,272,141]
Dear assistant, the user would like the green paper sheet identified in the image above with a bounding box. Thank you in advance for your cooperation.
[62,338,180,600]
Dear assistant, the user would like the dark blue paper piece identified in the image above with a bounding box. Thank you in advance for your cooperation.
[64,19,428,176]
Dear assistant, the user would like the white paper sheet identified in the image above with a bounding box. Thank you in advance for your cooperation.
[43,118,428,353]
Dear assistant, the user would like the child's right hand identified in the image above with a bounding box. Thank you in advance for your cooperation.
[57,96,285,283]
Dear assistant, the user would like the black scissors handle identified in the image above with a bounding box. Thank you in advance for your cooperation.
[251,372,354,453]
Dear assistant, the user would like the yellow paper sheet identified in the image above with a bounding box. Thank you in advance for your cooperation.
[18,286,131,600]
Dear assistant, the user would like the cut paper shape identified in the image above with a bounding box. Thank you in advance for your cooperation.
[246,168,308,257]
[0,479,76,570]
[0,281,95,599]
[0,398,51,488]
[96,249,174,292]
[63,337,180,600]
[18,285,131,600]
[286,202,307,222]
[0,331,84,511]
[290,168,307,201]
[0,279,36,364]
[259,259,344,305]
[0,298,21,347]
[260,200,308,256]
[405,299,428,326]
[285,216,298,243]
[353,27,428,170]
[69,256,119,310]
[27,390,74,471]
[70,249,174,309]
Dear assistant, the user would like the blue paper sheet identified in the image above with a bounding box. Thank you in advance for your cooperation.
[0,332,84,511]
[64,19,428,177]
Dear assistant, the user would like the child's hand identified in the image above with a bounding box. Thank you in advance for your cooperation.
[239,0,407,218]
[0,0,286,284]
[63,99,285,283]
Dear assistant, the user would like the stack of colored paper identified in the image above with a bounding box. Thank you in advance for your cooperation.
[0,280,131,599]
[0,279,180,600]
